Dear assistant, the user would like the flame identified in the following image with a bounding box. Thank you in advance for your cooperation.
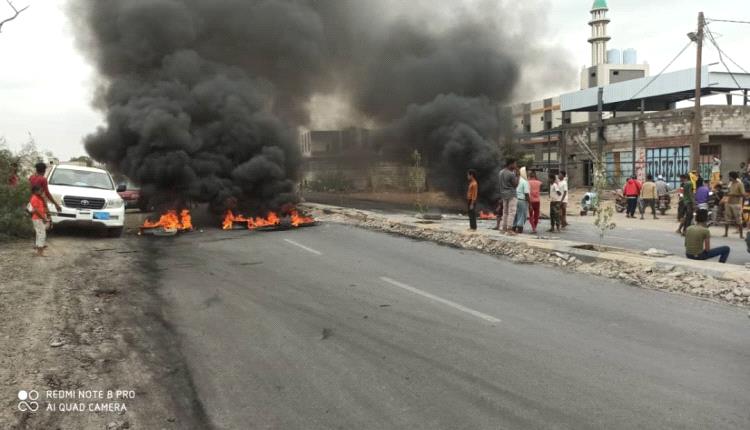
[142,209,193,231]
[222,209,314,230]
[479,210,496,220]
[290,210,315,227]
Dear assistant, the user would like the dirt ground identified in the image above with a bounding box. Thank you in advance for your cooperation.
[0,224,208,429]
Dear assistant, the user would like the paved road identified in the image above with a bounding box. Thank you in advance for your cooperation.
[151,223,750,430]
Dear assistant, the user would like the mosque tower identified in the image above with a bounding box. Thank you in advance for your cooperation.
[588,0,611,66]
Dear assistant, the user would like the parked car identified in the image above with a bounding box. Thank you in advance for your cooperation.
[117,183,142,210]
[47,164,126,237]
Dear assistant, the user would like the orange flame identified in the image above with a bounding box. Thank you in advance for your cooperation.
[142,209,193,231]
[479,210,496,220]
[222,209,314,230]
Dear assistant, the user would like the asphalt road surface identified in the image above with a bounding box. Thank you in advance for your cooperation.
[150,223,750,430]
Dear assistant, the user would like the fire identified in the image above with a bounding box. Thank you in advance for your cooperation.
[479,210,496,220]
[222,209,314,230]
[142,209,193,231]
[290,210,315,227]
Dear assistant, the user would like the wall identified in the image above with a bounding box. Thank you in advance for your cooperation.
[562,106,750,187]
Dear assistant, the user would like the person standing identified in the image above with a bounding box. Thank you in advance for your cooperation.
[498,158,518,233]
[639,174,658,219]
[548,173,562,233]
[724,171,745,239]
[29,185,51,257]
[466,169,478,232]
[677,174,695,236]
[710,156,721,188]
[694,177,710,212]
[623,175,641,218]
[513,167,531,234]
[685,209,730,263]
[559,170,569,228]
[29,162,62,213]
[528,170,542,234]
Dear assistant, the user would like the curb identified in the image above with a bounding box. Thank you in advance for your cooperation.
[305,202,750,286]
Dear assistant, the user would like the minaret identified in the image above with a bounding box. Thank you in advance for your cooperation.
[588,0,611,66]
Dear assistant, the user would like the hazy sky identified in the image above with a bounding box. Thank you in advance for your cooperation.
[0,0,746,159]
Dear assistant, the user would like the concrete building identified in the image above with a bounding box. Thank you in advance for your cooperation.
[299,127,371,158]
[560,66,750,188]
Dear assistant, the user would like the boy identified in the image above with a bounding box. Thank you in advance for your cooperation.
[548,173,562,233]
[466,169,478,231]
[29,185,50,256]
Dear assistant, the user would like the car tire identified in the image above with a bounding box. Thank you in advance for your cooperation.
[107,227,124,238]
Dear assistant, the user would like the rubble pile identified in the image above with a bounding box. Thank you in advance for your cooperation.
[319,208,748,307]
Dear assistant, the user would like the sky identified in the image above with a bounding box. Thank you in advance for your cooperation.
[0,0,747,160]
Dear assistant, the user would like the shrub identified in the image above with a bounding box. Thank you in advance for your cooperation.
[0,181,33,241]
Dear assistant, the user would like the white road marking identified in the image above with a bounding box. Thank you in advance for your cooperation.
[379,277,501,324]
[283,239,322,256]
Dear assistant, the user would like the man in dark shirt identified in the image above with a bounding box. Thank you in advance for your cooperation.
[29,162,61,212]
[677,174,694,236]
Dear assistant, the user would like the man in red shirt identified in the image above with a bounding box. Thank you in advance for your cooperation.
[29,185,51,256]
[623,175,642,218]
[29,162,61,212]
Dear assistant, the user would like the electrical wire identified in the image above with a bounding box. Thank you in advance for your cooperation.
[705,24,747,96]
[628,40,693,100]
[706,18,750,25]
[705,24,749,74]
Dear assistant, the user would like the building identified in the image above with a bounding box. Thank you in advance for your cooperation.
[299,127,371,158]
[560,66,750,188]
[513,0,750,189]
[511,0,648,169]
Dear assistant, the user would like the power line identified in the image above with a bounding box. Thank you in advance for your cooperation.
[629,40,693,100]
[705,24,749,74]
[705,24,746,94]
[706,18,750,25]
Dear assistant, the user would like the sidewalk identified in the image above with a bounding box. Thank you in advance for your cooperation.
[305,202,750,308]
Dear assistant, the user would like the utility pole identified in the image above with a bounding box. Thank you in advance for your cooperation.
[690,12,705,171]
[597,87,604,159]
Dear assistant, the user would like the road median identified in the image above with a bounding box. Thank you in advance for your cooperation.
[304,203,750,308]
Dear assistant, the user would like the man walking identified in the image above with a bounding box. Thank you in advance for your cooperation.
[466,169,478,232]
[724,171,745,239]
[548,173,562,233]
[513,167,531,234]
[677,174,694,236]
[623,175,641,218]
[528,170,542,234]
[639,174,658,220]
[498,158,518,233]
[685,210,730,263]
[559,170,569,228]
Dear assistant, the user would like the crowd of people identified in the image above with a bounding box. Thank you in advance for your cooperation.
[466,158,569,236]
[465,157,750,265]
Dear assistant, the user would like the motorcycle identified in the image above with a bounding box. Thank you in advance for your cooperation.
[657,194,671,215]
[612,190,627,213]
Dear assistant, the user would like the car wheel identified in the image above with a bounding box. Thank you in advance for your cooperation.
[107,227,124,238]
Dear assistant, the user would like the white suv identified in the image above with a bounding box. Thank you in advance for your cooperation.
[47,164,126,237]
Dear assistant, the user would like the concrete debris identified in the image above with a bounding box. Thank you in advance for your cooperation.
[642,248,673,257]
[318,207,748,308]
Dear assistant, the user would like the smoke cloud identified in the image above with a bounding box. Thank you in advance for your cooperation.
[69,0,572,209]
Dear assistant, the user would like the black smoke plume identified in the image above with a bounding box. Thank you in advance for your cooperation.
[69,0,572,208]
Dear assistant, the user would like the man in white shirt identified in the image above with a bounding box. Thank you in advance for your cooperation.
[558,171,569,229]
[548,173,562,232]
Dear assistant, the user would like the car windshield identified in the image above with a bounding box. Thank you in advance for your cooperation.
[49,168,114,190]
